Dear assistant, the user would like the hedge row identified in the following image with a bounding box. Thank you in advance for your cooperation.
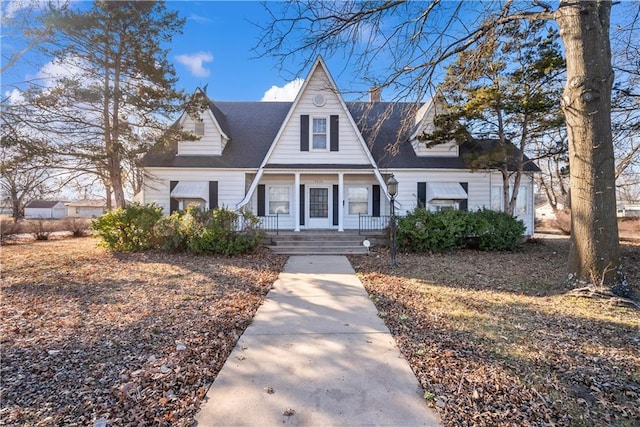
[397,208,526,252]
[91,203,264,255]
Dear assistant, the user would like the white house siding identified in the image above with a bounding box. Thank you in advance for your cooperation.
[25,203,66,219]
[387,169,492,213]
[385,169,534,235]
[177,113,226,156]
[411,99,459,157]
[488,171,536,235]
[67,206,104,218]
[143,168,248,215]
[267,65,372,165]
[251,172,380,230]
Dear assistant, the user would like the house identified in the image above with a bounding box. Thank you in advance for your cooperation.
[65,199,107,218]
[142,57,538,235]
[24,200,67,219]
[617,202,640,218]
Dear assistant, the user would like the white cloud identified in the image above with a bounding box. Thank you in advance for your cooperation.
[175,52,213,77]
[4,88,25,104]
[261,78,304,102]
[188,14,212,24]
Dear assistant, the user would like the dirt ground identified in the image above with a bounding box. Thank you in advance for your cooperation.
[1,235,639,426]
[0,238,287,426]
[349,236,640,427]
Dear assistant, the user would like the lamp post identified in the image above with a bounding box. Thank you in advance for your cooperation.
[387,174,398,267]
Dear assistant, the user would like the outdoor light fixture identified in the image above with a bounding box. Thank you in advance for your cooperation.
[387,174,399,267]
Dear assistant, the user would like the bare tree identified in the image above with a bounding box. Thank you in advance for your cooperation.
[258,0,630,296]
[7,1,200,208]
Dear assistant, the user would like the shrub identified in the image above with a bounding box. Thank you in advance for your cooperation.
[397,207,526,253]
[1,218,20,242]
[397,208,471,252]
[92,203,163,251]
[469,209,527,251]
[550,209,572,235]
[64,218,93,237]
[155,206,264,255]
[29,219,58,241]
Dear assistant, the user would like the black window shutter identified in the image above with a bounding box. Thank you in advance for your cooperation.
[209,181,218,210]
[330,115,339,151]
[417,182,427,208]
[372,184,381,217]
[170,181,179,214]
[300,115,309,151]
[332,185,339,226]
[459,182,469,211]
[257,184,265,216]
[299,184,305,226]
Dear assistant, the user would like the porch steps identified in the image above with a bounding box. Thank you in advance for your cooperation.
[264,231,382,255]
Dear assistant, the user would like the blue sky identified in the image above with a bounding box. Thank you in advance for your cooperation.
[2,1,637,104]
[168,1,306,101]
[1,1,354,102]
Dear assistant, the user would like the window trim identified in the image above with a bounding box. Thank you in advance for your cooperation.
[266,185,292,215]
[346,185,370,216]
[194,120,205,136]
[311,117,328,151]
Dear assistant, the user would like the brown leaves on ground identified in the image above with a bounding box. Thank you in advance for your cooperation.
[0,238,287,426]
[350,238,640,427]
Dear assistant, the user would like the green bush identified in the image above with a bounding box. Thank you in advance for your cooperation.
[92,203,163,251]
[155,206,264,255]
[397,207,525,253]
[469,209,527,251]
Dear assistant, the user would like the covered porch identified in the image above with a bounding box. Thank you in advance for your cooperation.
[241,168,393,232]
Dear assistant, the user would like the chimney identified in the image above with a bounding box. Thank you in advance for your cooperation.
[369,86,381,103]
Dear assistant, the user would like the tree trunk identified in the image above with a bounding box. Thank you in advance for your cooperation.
[556,0,628,296]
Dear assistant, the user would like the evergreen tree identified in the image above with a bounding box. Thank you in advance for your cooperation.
[421,20,565,215]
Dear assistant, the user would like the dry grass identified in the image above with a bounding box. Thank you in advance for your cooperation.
[349,238,640,427]
[2,235,639,426]
[0,238,287,426]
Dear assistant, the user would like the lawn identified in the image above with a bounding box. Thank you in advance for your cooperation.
[1,235,638,426]
[349,237,640,427]
[0,238,287,426]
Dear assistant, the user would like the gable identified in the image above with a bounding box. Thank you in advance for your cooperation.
[266,61,372,166]
[177,101,229,156]
[410,98,459,157]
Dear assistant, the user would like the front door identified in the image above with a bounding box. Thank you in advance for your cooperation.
[307,186,331,229]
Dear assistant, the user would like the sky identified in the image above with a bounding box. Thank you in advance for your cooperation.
[0,0,354,103]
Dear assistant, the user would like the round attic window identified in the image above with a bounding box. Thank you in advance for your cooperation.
[312,94,326,107]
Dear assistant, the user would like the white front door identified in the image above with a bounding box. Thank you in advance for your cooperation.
[307,186,332,229]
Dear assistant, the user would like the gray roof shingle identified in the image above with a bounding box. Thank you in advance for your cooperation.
[143,100,539,173]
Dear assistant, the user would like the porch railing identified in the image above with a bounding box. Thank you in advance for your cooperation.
[257,214,280,234]
[233,212,279,234]
[359,214,391,235]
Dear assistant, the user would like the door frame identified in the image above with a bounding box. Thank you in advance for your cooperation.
[306,185,333,229]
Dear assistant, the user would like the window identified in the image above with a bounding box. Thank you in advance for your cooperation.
[312,118,327,150]
[347,187,369,215]
[268,186,290,214]
[491,186,502,211]
[428,201,459,212]
[194,120,205,136]
[180,199,205,210]
[515,186,527,215]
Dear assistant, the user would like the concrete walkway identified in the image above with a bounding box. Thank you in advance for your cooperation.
[195,256,441,426]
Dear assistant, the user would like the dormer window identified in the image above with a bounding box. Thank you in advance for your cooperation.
[194,120,205,136]
[312,118,327,150]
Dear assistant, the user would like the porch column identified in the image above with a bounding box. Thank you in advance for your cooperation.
[338,172,344,232]
[294,172,300,232]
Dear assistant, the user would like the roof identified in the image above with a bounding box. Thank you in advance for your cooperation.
[65,199,106,208]
[144,102,291,168]
[25,200,66,209]
[144,100,539,173]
